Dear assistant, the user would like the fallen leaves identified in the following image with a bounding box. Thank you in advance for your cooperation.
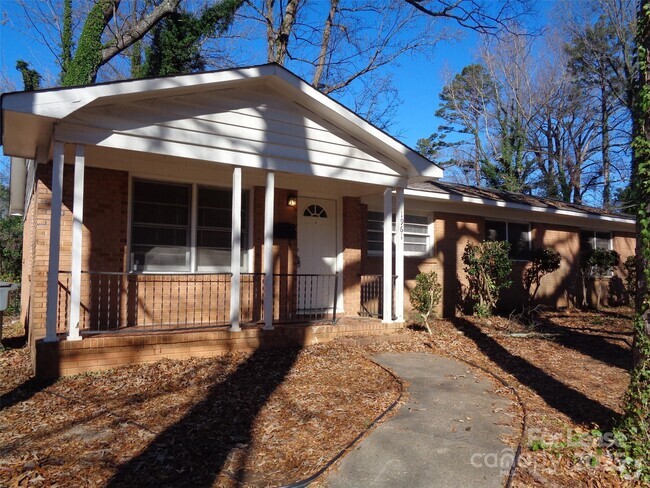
[0,333,399,487]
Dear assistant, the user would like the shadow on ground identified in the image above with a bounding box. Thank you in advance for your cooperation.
[534,315,632,371]
[107,346,301,487]
[450,317,620,428]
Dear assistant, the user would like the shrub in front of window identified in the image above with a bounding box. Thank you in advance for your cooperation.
[624,255,638,305]
[523,248,561,304]
[409,270,442,334]
[579,248,621,310]
[462,241,513,317]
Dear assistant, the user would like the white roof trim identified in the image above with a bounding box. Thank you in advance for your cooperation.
[2,63,443,181]
[405,188,636,225]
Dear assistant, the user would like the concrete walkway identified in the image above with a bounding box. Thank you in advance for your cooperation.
[325,353,517,488]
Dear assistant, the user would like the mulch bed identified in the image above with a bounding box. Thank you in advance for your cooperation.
[0,307,643,486]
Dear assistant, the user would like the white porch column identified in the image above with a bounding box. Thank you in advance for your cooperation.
[44,142,65,342]
[230,167,242,332]
[67,145,85,341]
[383,188,393,323]
[263,172,275,330]
[395,187,405,322]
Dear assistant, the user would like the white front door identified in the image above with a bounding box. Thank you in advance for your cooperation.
[297,197,337,313]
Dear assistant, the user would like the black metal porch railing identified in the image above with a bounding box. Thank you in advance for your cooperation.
[273,273,338,323]
[56,271,338,333]
[359,274,397,320]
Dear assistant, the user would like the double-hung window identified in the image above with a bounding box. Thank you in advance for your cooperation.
[485,220,531,260]
[580,230,612,252]
[130,179,248,272]
[367,211,432,256]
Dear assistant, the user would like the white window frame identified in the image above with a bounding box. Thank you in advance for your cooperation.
[580,230,613,251]
[485,219,532,262]
[127,176,253,274]
[367,210,433,258]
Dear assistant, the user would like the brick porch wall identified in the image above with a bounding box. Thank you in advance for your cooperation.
[342,197,362,315]
[35,319,403,377]
[23,163,129,343]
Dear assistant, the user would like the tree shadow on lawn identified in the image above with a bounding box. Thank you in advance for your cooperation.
[450,317,620,428]
[1,331,56,412]
[533,315,632,371]
[0,377,57,412]
[107,346,302,488]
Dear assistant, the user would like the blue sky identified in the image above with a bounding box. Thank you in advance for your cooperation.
[0,1,554,150]
[0,1,511,148]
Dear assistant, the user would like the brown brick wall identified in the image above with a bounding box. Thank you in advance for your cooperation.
[359,212,637,318]
[35,319,403,377]
[528,222,582,308]
[342,197,362,315]
[252,186,299,320]
[25,163,129,342]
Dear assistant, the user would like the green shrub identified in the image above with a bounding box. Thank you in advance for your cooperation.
[462,241,512,317]
[409,270,442,334]
[523,248,561,303]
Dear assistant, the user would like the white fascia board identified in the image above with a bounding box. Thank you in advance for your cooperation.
[3,63,442,180]
[2,65,276,119]
[405,188,636,226]
[271,67,444,179]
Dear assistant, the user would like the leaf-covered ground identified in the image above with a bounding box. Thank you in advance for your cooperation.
[0,308,642,486]
[0,325,399,487]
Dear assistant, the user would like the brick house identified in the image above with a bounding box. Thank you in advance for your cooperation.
[1,64,636,377]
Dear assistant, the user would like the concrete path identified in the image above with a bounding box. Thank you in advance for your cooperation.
[325,353,517,488]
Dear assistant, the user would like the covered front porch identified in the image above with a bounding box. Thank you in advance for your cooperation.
[43,146,408,342]
[2,64,442,374]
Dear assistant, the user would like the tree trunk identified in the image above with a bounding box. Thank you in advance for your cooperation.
[618,1,650,476]
[601,82,612,210]
[268,0,300,65]
[312,0,339,88]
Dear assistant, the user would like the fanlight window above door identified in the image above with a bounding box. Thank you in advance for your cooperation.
[303,204,328,218]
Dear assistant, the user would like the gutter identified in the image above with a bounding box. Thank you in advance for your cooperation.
[404,188,636,226]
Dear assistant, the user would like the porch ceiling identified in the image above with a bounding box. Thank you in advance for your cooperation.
[1,64,443,187]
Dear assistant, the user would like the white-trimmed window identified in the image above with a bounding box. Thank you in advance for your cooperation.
[367,211,432,256]
[580,230,612,252]
[485,220,531,261]
[130,179,249,272]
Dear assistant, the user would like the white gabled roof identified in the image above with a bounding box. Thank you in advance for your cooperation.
[1,63,443,185]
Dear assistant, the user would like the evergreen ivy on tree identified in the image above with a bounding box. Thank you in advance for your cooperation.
[616,0,650,481]
[139,0,242,78]
[15,61,41,91]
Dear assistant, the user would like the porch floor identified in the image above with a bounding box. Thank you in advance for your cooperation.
[37,317,404,377]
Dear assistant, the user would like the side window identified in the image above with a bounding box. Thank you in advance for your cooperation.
[485,220,531,260]
[367,211,432,256]
[581,230,612,252]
